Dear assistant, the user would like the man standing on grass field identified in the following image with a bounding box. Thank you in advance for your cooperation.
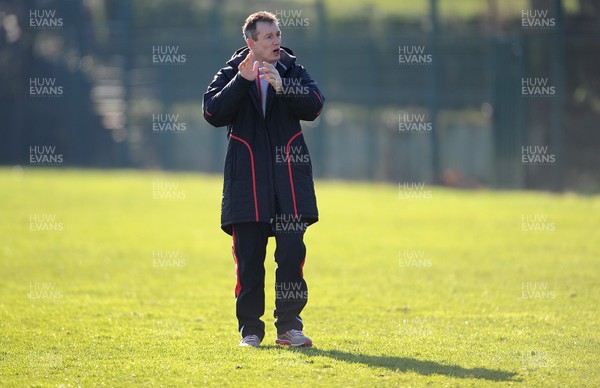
[203,11,324,347]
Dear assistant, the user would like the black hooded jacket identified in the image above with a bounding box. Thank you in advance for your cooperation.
[203,46,325,235]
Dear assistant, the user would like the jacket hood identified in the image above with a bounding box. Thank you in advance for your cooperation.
[226,46,296,70]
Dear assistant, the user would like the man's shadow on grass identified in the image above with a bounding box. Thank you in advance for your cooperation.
[259,346,520,382]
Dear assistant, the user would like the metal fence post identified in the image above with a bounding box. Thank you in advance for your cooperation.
[427,0,440,184]
[551,0,565,191]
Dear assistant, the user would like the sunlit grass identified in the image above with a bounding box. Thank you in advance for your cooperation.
[0,168,598,386]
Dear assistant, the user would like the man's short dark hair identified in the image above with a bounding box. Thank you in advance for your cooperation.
[242,11,279,41]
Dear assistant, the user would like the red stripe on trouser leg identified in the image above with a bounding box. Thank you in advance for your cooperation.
[232,226,242,298]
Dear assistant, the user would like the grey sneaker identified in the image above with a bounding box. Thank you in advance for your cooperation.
[276,329,312,347]
[239,334,261,347]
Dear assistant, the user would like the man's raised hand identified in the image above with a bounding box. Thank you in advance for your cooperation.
[259,62,282,93]
[239,51,259,81]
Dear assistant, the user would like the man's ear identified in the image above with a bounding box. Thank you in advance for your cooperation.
[245,38,254,50]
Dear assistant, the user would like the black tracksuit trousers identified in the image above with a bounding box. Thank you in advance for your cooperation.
[231,221,308,341]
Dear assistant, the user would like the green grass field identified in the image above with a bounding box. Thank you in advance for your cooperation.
[0,168,599,386]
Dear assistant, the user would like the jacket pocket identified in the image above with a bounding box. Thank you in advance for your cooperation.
[230,134,254,184]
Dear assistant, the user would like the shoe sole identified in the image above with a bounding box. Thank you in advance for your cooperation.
[275,339,312,347]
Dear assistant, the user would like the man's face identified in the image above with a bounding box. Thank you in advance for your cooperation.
[247,21,281,64]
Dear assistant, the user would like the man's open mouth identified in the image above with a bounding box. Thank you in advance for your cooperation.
[273,48,280,55]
